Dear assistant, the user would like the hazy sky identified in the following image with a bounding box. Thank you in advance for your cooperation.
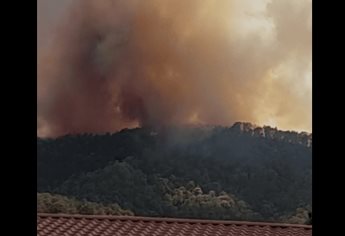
[37,0,312,137]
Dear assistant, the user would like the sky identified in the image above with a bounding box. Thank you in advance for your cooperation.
[37,0,312,137]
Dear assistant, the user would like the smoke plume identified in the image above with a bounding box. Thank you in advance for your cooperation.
[38,0,312,137]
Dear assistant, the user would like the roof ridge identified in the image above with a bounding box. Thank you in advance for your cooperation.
[37,213,312,229]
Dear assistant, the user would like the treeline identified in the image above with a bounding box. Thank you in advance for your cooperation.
[37,192,133,215]
[38,125,312,224]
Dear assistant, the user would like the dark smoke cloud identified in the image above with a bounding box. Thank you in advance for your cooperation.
[38,0,312,137]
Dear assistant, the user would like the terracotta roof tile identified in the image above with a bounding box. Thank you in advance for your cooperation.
[37,213,312,236]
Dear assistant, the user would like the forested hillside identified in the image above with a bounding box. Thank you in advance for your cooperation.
[37,123,312,224]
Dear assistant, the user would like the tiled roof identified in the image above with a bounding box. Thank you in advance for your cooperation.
[37,213,312,236]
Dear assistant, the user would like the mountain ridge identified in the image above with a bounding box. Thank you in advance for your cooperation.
[38,122,311,224]
[38,122,312,148]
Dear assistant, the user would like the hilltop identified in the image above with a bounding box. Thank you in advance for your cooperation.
[38,122,311,224]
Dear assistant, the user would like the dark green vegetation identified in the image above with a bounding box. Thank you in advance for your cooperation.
[37,192,133,215]
[37,123,312,224]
